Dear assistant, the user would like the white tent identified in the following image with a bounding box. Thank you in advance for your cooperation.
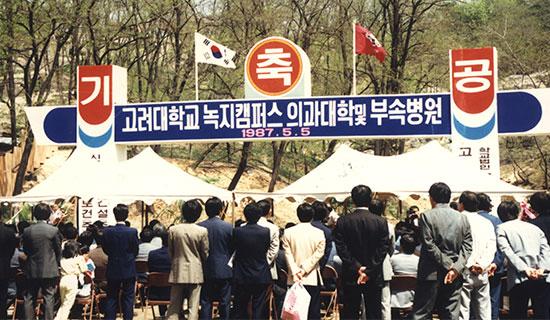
[236,141,533,201]
[8,147,232,203]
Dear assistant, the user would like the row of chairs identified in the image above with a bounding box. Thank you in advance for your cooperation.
[7,261,416,320]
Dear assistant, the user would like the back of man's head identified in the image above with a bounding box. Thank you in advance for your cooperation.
[312,201,330,222]
[351,184,372,207]
[370,199,385,216]
[140,227,154,243]
[400,234,417,254]
[476,193,493,212]
[497,201,519,222]
[33,203,52,221]
[62,224,78,240]
[77,230,94,247]
[113,204,129,222]
[181,199,203,223]
[244,203,262,224]
[205,197,223,218]
[459,191,478,212]
[529,192,550,216]
[428,182,451,204]
[257,199,271,217]
[297,203,315,223]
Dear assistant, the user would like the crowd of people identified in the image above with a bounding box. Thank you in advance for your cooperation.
[0,182,550,320]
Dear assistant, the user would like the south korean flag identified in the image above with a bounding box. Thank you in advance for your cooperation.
[195,32,237,69]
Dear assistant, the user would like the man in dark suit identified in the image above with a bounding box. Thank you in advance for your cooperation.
[102,204,139,320]
[411,182,473,320]
[311,201,332,269]
[198,197,233,320]
[22,203,62,320]
[0,217,17,319]
[233,203,271,320]
[148,231,171,317]
[333,185,390,319]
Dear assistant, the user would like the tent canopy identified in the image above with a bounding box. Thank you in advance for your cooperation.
[236,141,533,201]
[8,147,232,203]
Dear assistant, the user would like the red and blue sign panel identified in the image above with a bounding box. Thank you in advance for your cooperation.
[77,66,113,148]
[450,47,497,140]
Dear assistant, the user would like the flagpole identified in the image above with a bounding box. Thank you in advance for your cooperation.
[352,19,357,96]
[195,59,199,101]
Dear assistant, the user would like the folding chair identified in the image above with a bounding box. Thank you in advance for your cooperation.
[389,274,417,319]
[320,265,339,320]
[135,261,149,310]
[143,272,171,320]
[93,266,108,318]
[74,275,97,320]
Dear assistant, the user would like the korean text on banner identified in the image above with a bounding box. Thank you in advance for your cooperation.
[450,47,500,177]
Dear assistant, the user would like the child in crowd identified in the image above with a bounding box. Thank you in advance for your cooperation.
[54,241,88,320]
[77,245,96,297]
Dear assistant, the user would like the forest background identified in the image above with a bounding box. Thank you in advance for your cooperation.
[0,0,549,220]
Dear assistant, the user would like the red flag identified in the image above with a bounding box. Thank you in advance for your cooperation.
[355,24,387,63]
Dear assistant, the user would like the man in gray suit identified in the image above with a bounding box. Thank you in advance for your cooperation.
[496,200,550,319]
[411,182,472,320]
[22,203,62,320]
[167,199,209,320]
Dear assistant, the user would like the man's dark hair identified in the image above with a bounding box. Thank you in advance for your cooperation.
[529,192,550,216]
[497,201,519,222]
[351,184,372,207]
[429,182,451,204]
[62,240,80,259]
[459,191,478,212]
[476,193,493,211]
[370,199,385,216]
[17,220,30,234]
[62,224,78,240]
[113,204,129,222]
[124,221,131,227]
[159,231,169,247]
[92,220,104,230]
[285,222,296,229]
[181,199,202,223]
[297,203,315,223]
[140,227,154,243]
[244,203,262,224]
[205,197,223,218]
[77,230,94,247]
[400,234,417,254]
[148,219,161,228]
[33,203,52,221]
[407,206,419,216]
[257,199,271,217]
[312,201,330,221]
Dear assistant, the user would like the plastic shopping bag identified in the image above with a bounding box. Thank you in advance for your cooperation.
[281,282,311,320]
